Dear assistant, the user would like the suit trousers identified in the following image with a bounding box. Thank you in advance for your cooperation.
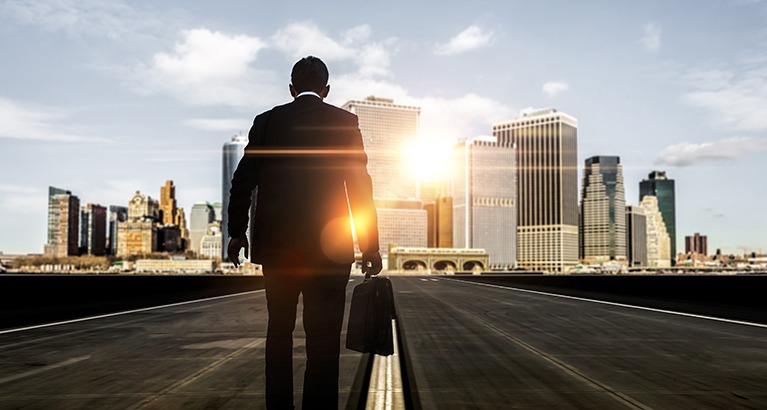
[262,259,351,410]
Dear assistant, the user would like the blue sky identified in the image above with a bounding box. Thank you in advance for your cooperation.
[1,0,766,255]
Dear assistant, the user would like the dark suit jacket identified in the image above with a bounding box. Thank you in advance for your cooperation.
[228,95,379,266]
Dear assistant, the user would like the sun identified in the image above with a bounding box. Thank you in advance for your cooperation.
[403,137,453,183]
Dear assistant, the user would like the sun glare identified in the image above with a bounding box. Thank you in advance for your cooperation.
[404,138,453,183]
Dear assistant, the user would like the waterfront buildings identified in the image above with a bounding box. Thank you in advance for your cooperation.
[685,232,708,256]
[640,171,676,264]
[639,195,671,267]
[116,191,160,257]
[452,135,517,268]
[579,156,626,264]
[80,203,107,256]
[625,205,648,267]
[190,202,216,255]
[493,109,578,272]
[342,97,421,200]
[200,223,223,259]
[159,180,188,251]
[424,196,453,248]
[374,199,428,251]
[342,97,426,261]
[107,206,128,256]
[44,186,80,257]
[222,135,249,259]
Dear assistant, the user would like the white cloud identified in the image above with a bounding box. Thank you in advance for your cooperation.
[0,97,109,142]
[137,28,279,108]
[656,136,767,166]
[1,0,162,39]
[271,22,356,61]
[435,25,493,55]
[640,22,662,52]
[542,81,570,96]
[682,64,767,131]
[342,24,372,45]
[417,94,513,143]
[153,29,266,83]
[183,118,251,132]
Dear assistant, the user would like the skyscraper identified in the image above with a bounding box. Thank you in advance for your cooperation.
[108,205,128,256]
[342,97,426,261]
[453,135,517,268]
[494,108,578,272]
[640,195,671,268]
[580,156,626,264]
[342,97,420,199]
[160,180,177,225]
[80,203,107,256]
[639,171,676,264]
[45,186,80,257]
[222,134,249,259]
[626,205,648,267]
[190,202,215,255]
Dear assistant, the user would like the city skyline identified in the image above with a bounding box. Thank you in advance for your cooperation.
[2,1,767,255]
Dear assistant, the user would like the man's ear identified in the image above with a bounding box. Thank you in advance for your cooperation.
[320,85,330,99]
[289,84,298,98]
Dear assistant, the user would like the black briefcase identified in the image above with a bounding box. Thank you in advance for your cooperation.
[346,276,396,356]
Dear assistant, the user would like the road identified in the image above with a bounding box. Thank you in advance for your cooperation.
[1,275,765,409]
[393,276,767,409]
[0,283,368,409]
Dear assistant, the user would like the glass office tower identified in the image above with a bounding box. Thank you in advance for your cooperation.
[639,171,676,264]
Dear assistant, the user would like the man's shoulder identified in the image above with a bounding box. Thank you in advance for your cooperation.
[320,101,358,123]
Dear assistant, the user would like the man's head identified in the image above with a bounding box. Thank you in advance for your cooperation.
[290,56,330,98]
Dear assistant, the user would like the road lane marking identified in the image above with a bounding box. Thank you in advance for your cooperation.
[0,355,91,385]
[0,290,265,335]
[449,279,767,329]
[367,319,405,410]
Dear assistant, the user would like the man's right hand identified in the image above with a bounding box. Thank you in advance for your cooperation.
[228,235,249,267]
[362,251,382,277]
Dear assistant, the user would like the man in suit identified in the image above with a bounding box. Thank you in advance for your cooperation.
[227,56,382,409]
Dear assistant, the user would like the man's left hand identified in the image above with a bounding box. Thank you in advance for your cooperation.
[228,235,249,267]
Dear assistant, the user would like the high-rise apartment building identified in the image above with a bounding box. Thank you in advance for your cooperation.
[45,186,80,257]
[80,203,107,256]
[640,171,676,263]
[452,135,517,268]
[580,156,626,263]
[190,202,216,255]
[342,97,425,261]
[222,135,249,259]
[342,97,420,199]
[685,232,708,256]
[108,205,128,256]
[626,205,648,267]
[493,109,578,272]
[639,195,671,268]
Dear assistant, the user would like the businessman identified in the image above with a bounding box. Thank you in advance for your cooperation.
[227,56,381,409]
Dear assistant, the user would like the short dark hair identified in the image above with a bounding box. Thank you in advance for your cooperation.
[290,56,329,93]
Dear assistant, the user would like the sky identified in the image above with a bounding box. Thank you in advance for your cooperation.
[1,0,766,256]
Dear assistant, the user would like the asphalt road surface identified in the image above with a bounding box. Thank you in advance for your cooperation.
[1,275,765,409]
[0,281,369,409]
[393,276,767,409]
